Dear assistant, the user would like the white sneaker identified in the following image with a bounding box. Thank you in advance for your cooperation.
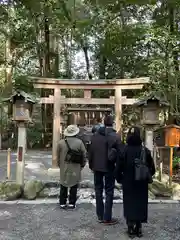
[60,204,67,209]
[68,204,76,209]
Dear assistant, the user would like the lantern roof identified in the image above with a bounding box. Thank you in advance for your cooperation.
[2,90,36,104]
[134,93,169,107]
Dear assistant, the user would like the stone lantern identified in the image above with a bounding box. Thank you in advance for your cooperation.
[3,90,36,185]
[134,94,169,153]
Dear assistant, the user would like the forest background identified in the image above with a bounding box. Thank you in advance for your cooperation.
[0,0,179,148]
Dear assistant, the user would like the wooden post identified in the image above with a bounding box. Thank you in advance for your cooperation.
[159,162,163,182]
[169,146,173,186]
[153,144,157,169]
[84,89,91,98]
[115,87,122,132]
[159,148,163,182]
[7,148,11,180]
[52,88,61,168]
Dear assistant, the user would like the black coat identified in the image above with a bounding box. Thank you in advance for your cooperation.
[115,142,155,223]
[89,127,123,172]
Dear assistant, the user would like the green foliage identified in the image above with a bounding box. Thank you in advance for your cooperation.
[0,0,180,148]
[14,75,34,92]
[173,157,180,169]
[27,122,43,148]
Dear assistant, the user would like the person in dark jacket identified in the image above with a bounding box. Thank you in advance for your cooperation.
[89,115,123,225]
[115,126,155,238]
[92,118,104,134]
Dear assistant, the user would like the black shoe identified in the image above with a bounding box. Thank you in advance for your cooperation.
[135,223,143,238]
[127,226,136,239]
[103,218,119,226]
[136,228,143,238]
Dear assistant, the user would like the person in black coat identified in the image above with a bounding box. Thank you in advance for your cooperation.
[89,115,123,225]
[115,126,155,238]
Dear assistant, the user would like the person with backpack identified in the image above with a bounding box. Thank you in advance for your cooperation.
[88,115,123,225]
[57,125,87,210]
[115,126,155,238]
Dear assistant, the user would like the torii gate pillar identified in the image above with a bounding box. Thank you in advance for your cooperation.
[52,88,61,168]
[115,87,122,132]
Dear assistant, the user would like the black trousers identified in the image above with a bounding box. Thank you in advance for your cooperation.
[94,171,115,221]
[59,184,78,205]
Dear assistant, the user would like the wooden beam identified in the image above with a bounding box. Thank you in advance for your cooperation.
[33,77,149,90]
[34,83,145,90]
[32,77,149,85]
[67,107,112,111]
[39,97,137,105]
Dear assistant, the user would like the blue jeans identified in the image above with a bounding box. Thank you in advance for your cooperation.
[94,171,115,221]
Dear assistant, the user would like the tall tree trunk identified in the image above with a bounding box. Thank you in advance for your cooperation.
[30,11,43,76]
[5,36,14,87]
[62,36,72,78]
[37,30,44,77]
[119,4,126,79]
[44,1,50,77]
[40,1,51,147]
[168,3,179,122]
[82,46,90,79]
[81,39,91,79]
[99,54,107,79]
[51,35,59,77]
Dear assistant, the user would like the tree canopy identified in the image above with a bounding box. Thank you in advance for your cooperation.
[0,0,180,123]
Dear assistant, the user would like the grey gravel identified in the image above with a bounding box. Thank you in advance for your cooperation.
[0,203,179,240]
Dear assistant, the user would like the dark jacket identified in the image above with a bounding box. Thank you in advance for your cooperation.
[115,134,155,223]
[88,126,122,172]
[92,123,104,134]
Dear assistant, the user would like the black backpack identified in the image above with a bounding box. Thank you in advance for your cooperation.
[105,131,118,163]
[64,139,84,165]
[134,146,153,183]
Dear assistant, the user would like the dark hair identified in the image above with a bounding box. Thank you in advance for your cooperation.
[96,118,102,123]
[126,126,142,146]
[104,115,113,127]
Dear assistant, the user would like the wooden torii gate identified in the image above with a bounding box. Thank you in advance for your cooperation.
[33,77,149,169]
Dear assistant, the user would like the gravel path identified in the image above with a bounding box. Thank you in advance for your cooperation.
[0,203,179,240]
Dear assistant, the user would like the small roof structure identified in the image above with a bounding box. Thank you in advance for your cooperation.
[134,93,169,107]
[2,90,36,104]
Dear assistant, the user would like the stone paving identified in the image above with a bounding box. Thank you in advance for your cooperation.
[0,203,179,240]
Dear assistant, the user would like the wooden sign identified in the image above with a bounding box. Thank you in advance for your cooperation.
[154,124,180,147]
[13,102,30,121]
